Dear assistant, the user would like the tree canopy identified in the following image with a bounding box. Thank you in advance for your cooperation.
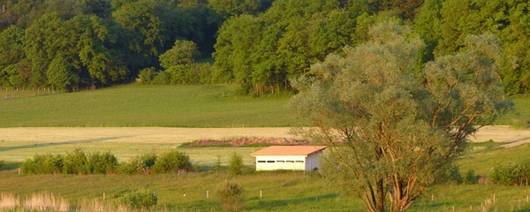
[0,0,528,95]
[291,20,511,212]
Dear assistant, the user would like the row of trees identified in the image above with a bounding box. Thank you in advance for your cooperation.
[0,0,271,90]
[214,0,529,95]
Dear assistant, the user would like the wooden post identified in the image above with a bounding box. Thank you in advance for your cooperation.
[259,190,263,199]
[493,193,496,204]
[431,194,434,201]
[103,192,106,200]
[206,190,209,199]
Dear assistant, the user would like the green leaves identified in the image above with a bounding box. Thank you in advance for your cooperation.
[292,20,510,211]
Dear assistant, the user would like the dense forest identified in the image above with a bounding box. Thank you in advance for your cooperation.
[0,0,528,95]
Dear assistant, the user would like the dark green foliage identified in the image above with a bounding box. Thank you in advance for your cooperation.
[217,181,244,212]
[213,0,365,95]
[208,0,272,17]
[490,160,530,186]
[117,190,158,209]
[21,150,119,175]
[119,153,158,174]
[435,166,463,184]
[46,54,79,91]
[0,0,222,90]
[63,149,90,174]
[88,152,119,174]
[228,153,243,176]
[21,154,64,174]
[464,170,480,184]
[153,150,193,173]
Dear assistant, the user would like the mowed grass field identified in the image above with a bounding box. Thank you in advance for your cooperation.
[0,84,303,127]
[1,144,529,211]
[1,84,528,127]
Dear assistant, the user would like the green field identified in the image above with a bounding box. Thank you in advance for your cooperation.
[1,144,529,211]
[495,94,530,127]
[0,84,302,128]
[1,84,528,127]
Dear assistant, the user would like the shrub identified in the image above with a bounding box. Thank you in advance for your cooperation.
[117,190,158,209]
[490,160,530,186]
[228,153,243,176]
[159,40,198,69]
[463,169,480,184]
[153,151,192,173]
[137,67,157,84]
[63,149,90,174]
[151,71,171,85]
[119,154,158,174]
[88,152,119,174]
[217,181,244,212]
[21,154,64,174]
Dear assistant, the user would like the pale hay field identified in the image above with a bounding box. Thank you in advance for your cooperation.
[0,127,300,164]
[0,126,528,164]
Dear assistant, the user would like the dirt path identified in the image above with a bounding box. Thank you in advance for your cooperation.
[0,126,528,147]
[469,125,530,148]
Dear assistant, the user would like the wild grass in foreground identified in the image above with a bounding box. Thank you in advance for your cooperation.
[0,144,529,211]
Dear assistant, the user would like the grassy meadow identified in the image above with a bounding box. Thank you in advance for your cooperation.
[0,84,302,128]
[1,84,529,128]
[1,144,529,211]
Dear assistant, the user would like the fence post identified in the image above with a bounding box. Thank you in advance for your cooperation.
[206,190,209,199]
[259,190,263,199]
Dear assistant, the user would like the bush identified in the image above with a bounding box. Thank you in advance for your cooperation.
[63,149,90,174]
[490,160,530,186]
[228,153,243,176]
[217,181,244,212]
[463,169,480,184]
[88,152,119,174]
[151,71,171,85]
[117,190,158,209]
[153,151,192,173]
[137,67,157,84]
[21,154,64,174]
[119,154,158,174]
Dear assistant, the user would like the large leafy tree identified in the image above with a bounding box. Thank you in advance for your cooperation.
[291,20,510,212]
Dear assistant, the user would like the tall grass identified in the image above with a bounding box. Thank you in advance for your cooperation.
[0,192,133,211]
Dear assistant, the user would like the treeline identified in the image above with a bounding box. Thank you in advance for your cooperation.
[214,0,529,95]
[0,0,271,90]
[1,0,528,95]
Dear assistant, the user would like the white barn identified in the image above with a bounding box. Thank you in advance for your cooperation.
[252,146,326,171]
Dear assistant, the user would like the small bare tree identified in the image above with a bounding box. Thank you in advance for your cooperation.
[291,20,510,212]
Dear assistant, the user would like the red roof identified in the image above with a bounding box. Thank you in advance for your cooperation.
[252,146,326,156]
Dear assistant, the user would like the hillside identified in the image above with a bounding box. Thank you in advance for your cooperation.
[1,85,528,128]
[0,85,302,127]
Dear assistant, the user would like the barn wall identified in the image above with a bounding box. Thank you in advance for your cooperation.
[305,152,322,171]
[255,155,306,171]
